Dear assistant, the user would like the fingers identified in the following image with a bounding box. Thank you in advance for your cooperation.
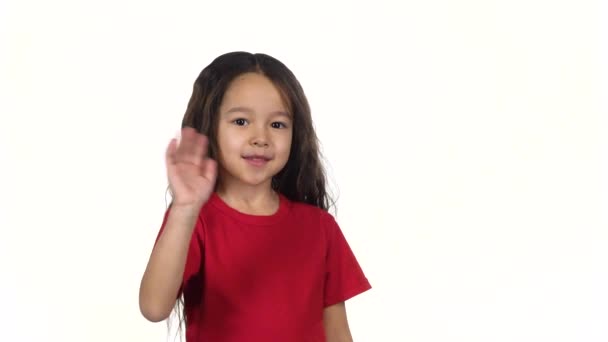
[175,127,209,166]
[201,158,218,183]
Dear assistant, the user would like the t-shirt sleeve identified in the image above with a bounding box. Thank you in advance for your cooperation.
[323,212,371,307]
[154,205,203,293]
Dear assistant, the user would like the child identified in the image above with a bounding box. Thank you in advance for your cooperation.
[139,51,371,341]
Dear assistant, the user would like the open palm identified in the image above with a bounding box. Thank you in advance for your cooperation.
[165,127,217,208]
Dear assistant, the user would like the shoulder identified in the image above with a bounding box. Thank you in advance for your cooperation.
[285,198,335,222]
[284,198,340,237]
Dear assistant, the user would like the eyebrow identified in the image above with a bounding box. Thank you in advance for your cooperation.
[224,106,292,119]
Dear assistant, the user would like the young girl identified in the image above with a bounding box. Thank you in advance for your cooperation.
[139,51,371,341]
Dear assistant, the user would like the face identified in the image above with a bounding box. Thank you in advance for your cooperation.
[216,72,293,190]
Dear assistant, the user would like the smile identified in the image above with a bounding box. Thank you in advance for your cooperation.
[243,156,271,167]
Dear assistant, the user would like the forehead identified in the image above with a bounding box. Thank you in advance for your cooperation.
[220,72,289,112]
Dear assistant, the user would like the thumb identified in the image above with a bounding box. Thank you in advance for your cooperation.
[165,130,181,164]
[165,138,178,164]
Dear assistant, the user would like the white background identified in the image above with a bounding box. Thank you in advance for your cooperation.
[1,0,606,341]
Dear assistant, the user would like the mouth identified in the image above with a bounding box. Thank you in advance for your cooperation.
[242,155,272,167]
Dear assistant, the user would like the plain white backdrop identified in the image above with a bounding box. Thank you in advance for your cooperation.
[1,0,606,341]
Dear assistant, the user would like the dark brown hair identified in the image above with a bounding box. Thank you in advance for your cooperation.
[168,51,334,337]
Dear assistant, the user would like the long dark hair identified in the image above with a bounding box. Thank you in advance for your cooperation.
[167,51,334,337]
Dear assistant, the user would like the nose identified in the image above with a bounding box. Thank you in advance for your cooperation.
[253,139,268,147]
[251,126,269,148]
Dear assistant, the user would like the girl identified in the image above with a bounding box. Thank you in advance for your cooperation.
[139,51,371,341]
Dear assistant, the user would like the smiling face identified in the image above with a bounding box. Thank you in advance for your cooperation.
[215,72,293,192]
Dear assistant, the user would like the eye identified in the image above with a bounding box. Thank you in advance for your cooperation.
[233,118,248,126]
[271,122,288,129]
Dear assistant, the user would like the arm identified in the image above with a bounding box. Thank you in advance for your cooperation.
[138,204,199,322]
[139,128,217,322]
[323,302,353,342]
[322,211,371,341]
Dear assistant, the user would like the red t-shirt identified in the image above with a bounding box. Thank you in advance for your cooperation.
[155,192,371,341]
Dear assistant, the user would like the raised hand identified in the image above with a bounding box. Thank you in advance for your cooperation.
[165,127,218,209]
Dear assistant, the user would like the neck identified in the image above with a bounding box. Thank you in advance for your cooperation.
[216,177,279,215]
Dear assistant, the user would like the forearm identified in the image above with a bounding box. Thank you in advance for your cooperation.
[139,205,199,322]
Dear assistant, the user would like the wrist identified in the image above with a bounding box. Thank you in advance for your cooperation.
[169,203,201,220]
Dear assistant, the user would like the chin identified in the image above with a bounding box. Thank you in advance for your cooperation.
[222,171,271,188]
[241,175,274,187]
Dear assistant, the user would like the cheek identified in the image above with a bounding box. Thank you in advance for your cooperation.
[217,127,241,155]
[279,134,293,159]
